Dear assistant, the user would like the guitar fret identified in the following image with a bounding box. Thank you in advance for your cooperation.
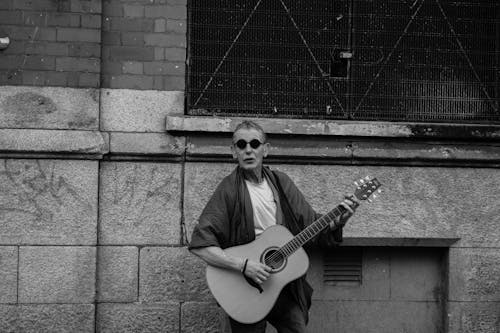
[279,205,345,257]
[277,177,384,257]
[304,230,312,240]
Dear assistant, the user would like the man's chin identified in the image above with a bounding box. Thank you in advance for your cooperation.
[240,162,257,170]
[241,165,256,171]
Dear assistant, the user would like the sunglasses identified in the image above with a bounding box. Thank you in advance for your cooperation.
[234,139,264,150]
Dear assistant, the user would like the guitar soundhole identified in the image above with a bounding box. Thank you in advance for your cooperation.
[262,248,286,273]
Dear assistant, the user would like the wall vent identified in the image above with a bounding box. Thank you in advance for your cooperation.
[323,247,362,285]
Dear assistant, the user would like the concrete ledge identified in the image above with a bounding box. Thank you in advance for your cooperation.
[0,129,109,158]
[109,132,185,156]
[187,135,352,160]
[166,115,500,140]
[183,135,500,166]
[353,141,500,162]
[340,237,460,247]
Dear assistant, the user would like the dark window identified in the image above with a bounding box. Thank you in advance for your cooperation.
[187,0,500,123]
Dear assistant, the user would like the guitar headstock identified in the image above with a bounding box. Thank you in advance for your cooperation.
[353,176,382,202]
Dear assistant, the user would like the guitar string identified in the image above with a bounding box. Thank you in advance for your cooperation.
[264,208,341,267]
[264,184,378,267]
[264,208,341,266]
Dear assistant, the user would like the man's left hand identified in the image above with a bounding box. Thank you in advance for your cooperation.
[330,196,358,229]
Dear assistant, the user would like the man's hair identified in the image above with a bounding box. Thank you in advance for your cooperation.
[232,120,267,143]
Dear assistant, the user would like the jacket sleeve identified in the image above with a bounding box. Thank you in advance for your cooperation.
[188,179,233,250]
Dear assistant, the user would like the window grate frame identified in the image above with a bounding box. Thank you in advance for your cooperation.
[187,0,500,124]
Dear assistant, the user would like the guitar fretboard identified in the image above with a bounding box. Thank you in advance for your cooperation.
[276,178,381,259]
[279,205,346,258]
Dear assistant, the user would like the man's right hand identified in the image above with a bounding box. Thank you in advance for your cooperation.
[243,259,272,284]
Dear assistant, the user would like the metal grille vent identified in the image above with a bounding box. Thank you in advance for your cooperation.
[323,248,362,285]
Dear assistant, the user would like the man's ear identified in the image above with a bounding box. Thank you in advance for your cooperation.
[230,144,237,159]
[263,142,270,158]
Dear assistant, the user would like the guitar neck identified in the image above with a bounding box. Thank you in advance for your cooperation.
[279,204,347,258]
[278,177,381,259]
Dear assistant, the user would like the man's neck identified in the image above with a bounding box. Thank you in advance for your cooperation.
[243,167,264,184]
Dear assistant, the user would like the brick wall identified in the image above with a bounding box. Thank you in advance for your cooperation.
[101,0,186,90]
[0,0,101,88]
[0,0,187,91]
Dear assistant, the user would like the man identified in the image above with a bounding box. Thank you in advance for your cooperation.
[189,120,357,333]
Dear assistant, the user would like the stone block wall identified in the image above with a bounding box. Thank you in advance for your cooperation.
[1,1,499,332]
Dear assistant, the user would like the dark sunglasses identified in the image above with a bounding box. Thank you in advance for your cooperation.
[234,139,264,150]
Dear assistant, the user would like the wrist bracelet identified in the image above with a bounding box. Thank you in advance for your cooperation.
[241,258,248,274]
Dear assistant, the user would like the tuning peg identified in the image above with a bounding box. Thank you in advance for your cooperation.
[360,179,365,184]
[365,176,370,180]
[354,181,359,187]
[367,198,372,203]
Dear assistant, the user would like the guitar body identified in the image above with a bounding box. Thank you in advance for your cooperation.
[206,225,310,324]
[205,176,382,324]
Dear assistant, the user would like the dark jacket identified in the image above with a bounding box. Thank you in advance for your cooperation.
[189,166,343,323]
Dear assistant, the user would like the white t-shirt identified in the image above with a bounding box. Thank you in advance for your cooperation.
[245,178,277,236]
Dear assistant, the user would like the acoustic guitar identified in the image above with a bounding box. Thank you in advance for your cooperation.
[206,177,382,324]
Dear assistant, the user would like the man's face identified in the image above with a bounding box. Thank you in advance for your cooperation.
[231,128,269,172]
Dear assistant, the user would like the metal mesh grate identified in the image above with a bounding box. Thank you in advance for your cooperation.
[323,247,362,285]
[187,0,500,123]
[350,0,500,122]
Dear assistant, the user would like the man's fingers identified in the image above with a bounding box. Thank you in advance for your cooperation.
[257,273,268,281]
[257,268,271,279]
[345,199,358,209]
[340,202,354,214]
[254,274,268,284]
